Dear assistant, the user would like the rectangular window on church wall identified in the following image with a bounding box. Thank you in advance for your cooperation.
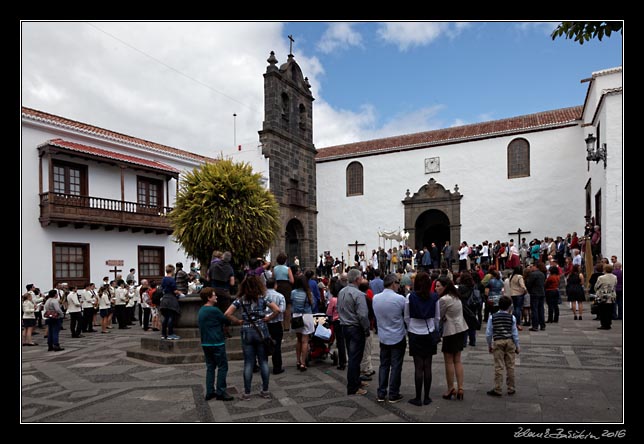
[507,138,530,179]
[138,246,164,284]
[52,242,89,289]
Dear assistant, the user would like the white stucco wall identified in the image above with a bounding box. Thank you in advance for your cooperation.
[581,67,623,262]
[316,124,588,259]
[21,120,203,291]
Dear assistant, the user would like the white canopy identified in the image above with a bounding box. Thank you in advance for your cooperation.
[377,229,409,242]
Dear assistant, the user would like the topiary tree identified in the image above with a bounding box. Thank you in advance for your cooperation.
[169,158,280,272]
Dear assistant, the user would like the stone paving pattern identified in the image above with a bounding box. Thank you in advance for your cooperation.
[21,308,623,424]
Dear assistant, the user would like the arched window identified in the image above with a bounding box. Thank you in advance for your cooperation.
[507,138,530,179]
[346,161,364,196]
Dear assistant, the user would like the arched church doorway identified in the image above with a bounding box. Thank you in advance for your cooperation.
[402,178,463,260]
[415,209,450,253]
[285,218,304,263]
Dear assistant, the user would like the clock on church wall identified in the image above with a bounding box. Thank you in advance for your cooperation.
[425,157,440,174]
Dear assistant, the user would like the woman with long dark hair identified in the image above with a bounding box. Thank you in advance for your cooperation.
[566,264,586,320]
[436,276,468,400]
[225,275,280,400]
[457,271,478,346]
[404,271,440,406]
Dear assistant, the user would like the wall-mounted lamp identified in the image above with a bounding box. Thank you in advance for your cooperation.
[585,133,607,168]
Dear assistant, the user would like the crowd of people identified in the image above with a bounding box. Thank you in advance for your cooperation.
[22,233,622,405]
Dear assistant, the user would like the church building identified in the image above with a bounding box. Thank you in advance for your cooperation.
[315,66,622,262]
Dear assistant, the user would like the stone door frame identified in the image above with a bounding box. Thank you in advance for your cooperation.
[402,178,463,250]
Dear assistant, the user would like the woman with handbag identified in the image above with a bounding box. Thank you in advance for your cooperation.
[594,264,617,330]
[404,272,440,406]
[43,289,65,351]
[290,275,315,371]
[225,276,280,400]
[436,276,468,401]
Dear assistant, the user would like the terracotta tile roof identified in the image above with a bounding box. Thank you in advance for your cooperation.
[43,138,181,174]
[316,106,583,162]
[22,107,214,163]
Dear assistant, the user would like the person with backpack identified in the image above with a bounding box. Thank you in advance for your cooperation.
[457,271,479,347]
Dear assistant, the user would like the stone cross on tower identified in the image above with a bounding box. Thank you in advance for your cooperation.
[288,35,294,55]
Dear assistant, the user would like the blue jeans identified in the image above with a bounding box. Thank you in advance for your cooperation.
[160,309,176,337]
[241,327,269,393]
[342,325,366,394]
[511,295,524,325]
[531,294,545,329]
[377,338,406,398]
[202,345,228,397]
[46,318,61,347]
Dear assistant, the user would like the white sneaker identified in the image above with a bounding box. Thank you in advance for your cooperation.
[241,393,252,401]
[260,390,271,399]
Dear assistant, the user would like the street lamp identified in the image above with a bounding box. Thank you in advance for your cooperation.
[585,133,607,168]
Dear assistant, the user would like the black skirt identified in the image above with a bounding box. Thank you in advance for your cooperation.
[408,332,437,357]
[566,284,586,302]
[441,331,466,354]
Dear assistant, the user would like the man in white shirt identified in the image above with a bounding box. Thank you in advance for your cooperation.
[372,274,407,403]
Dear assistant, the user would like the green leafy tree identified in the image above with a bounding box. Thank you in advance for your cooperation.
[170,158,280,271]
[551,21,623,45]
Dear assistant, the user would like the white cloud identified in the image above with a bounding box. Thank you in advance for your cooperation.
[514,22,559,36]
[317,23,363,54]
[377,22,468,51]
[314,102,445,148]
[20,22,449,159]
[450,118,467,127]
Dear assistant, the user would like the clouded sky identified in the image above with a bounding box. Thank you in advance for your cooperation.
[21,21,622,158]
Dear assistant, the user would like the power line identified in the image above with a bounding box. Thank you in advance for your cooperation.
[86,23,257,112]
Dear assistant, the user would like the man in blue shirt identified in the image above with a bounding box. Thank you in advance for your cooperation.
[369,270,384,295]
[372,274,407,403]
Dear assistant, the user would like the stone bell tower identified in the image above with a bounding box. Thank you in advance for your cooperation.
[259,49,317,270]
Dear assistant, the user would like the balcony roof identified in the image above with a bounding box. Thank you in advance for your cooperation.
[40,139,180,177]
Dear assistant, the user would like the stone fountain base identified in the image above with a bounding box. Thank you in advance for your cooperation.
[126,295,243,364]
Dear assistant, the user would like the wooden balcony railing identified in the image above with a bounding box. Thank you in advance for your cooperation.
[287,188,307,208]
[39,192,173,233]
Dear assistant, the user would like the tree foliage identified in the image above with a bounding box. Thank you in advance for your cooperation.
[551,21,623,45]
[169,158,280,268]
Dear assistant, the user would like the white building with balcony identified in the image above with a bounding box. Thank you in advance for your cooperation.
[21,107,212,290]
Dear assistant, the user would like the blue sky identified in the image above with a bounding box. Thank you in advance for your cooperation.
[21,22,622,156]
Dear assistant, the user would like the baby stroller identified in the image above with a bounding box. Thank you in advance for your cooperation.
[307,313,338,366]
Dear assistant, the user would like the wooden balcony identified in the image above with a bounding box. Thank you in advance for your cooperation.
[39,192,173,234]
[287,188,307,208]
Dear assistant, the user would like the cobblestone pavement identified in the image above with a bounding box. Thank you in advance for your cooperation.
[21,307,624,426]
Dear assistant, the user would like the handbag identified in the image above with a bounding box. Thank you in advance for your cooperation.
[462,304,480,330]
[425,319,441,346]
[240,301,276,356]
[314,323,332,340]
[291,314,305,330]
[44,309,59,319]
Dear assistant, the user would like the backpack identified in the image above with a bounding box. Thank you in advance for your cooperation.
[151,287,162,306]
[467,287,482,307]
